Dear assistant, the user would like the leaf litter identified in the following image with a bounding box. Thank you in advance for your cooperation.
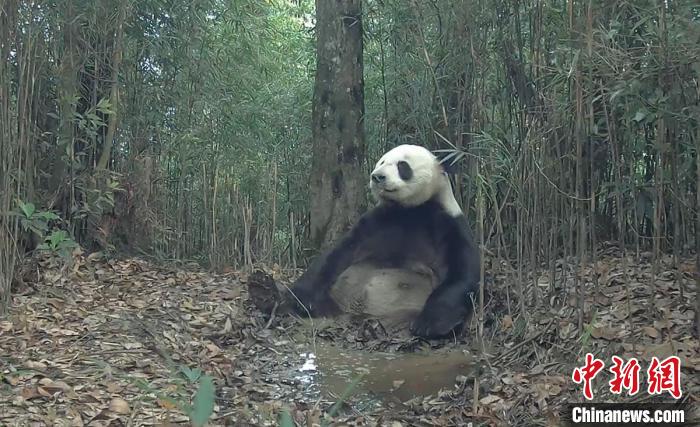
[0,247,698,426]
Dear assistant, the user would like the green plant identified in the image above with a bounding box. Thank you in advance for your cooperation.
[88,358,216,427]
[177,366,216,427]
[578,310,598,352]
[36,229,78,258]
[14,201,59,240]
[324,374,363,422]
[188,375,216,427]
[10,201,79,258]
[278,409,295,427]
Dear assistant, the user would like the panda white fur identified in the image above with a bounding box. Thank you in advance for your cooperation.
[290,144,480,339]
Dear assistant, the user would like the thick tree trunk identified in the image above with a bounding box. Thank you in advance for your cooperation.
[52,2,80,217]
[309,0,366,250]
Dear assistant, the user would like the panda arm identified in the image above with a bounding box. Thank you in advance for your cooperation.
[290,210,379,316]
[410,215,480,338]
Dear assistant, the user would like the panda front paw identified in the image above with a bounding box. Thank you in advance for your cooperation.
[289,286,317,312]
[409,309,461,339]
[288,285,340,317]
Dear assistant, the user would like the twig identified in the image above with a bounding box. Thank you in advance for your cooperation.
[278,282,317,352]
[493,318,555,363]
[264,301,279,329]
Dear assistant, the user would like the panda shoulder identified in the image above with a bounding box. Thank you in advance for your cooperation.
[434,207,474,238]
[348,203,393,235]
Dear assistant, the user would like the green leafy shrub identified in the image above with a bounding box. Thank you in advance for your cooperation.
[14,201,59,241]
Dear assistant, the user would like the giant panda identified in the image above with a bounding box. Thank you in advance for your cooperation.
[290,144,480,339]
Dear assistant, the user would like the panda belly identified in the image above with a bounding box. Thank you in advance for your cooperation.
[328,261,440,328]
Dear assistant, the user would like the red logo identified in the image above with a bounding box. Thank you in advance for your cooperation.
[572,353,605,400]
[609,356,641,396]
[573,354,683,400]
[647,356,682,399]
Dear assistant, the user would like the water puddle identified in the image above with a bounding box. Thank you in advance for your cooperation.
[292,340,474,406]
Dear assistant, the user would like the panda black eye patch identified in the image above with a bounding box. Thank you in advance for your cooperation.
[397,161,413,181]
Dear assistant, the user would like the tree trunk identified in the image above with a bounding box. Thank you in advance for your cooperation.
[96,1,126,171]
[0,0,19,313]
[695,117,700,338]
[309,0,366,250]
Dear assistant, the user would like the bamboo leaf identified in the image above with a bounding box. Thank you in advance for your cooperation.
[190,375,215,427]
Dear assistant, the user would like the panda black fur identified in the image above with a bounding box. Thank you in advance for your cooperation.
[290,144,480,339]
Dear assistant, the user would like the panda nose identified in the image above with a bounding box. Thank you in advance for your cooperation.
[371,173,386,184]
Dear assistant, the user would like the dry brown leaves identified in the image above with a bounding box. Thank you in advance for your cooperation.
[480,251,700,425]
[0,249,698,427]
[0,250,271,426]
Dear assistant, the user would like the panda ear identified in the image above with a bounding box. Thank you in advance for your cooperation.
[436,156,457,176]
[435,149,464,176]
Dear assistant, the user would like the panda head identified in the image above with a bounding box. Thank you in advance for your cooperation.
[370,144,461,215]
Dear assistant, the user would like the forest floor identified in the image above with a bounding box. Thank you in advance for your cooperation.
[0,247,698,426]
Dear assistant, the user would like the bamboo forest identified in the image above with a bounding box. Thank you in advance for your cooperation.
[1,0,699,425]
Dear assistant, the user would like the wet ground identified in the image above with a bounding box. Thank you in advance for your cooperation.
[292,340,475,405]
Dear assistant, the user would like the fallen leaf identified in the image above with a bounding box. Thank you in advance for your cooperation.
[106,383,123,393]
[48,328,79,336]
[612,309,629,321]
[130,299,148,309]
[689,357,700,371]
[123,342,143,350]
[46,299,65,310]
[653,320,672,329]
[591,326,618,340]
[206,342,222,355]
[4,371,39,385]
[220,317,232,334]
[642,342,676,360]
[39,379,72,394]
[37,386,53,397]
[109,397,130,414]
[502,315,513,329]
[642,326,659,338]
[157,398,178,410]
[480,394,502,405]
[0,321,13,332]
[20,386,41,400]
[24,360,47,371]
[501,376,515,385]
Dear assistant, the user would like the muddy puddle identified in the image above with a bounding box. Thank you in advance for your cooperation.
[291,340,474,407]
